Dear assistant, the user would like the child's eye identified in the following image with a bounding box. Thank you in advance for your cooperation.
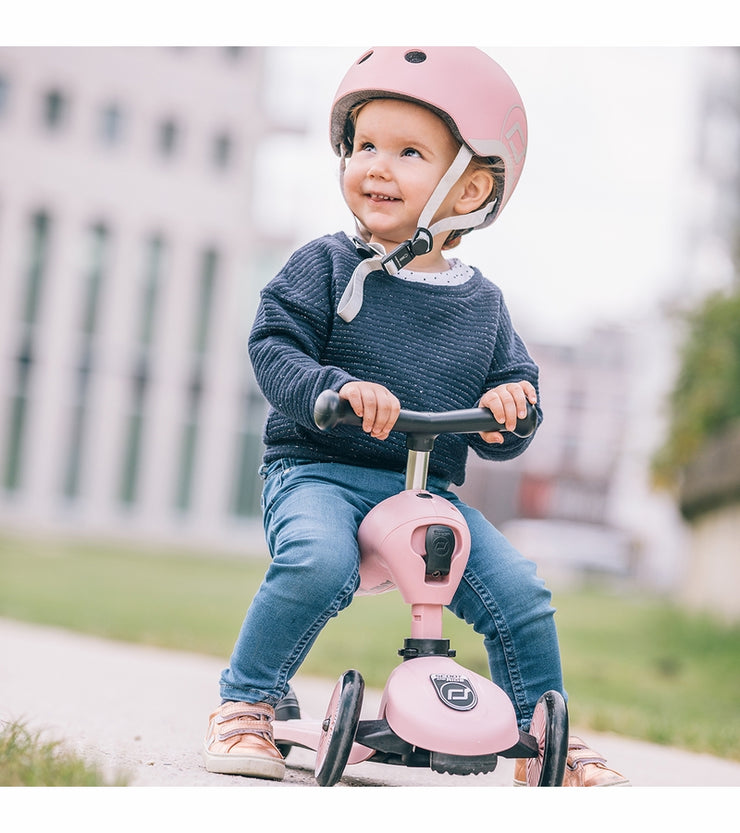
[402,147,422,158]
[357,141,376,153]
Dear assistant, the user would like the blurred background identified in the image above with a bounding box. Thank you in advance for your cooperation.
[0,45,738,623]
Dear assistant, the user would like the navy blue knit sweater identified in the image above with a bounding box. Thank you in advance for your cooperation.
[248,232,541,486]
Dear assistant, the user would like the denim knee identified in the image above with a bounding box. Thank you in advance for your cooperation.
[261,461,366,611]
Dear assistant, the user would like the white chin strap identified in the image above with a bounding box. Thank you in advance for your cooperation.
[337,145,497,322]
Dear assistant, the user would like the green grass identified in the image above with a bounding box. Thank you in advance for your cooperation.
[0,720,127,786]
[2,533,739,761]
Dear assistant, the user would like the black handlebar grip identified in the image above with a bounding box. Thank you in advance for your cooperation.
[313,389,537,438]
[313,389,362,430]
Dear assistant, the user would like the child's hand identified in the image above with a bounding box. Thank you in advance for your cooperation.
[478,381,537,444]
[339,381,400,441]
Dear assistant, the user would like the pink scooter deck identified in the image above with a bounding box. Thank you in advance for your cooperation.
[274,655,519,763]
[381,656,519,756]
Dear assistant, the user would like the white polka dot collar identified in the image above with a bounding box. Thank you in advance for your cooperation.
[396,258,473,286]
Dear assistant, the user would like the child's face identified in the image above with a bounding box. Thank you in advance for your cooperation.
[342,98,462,257]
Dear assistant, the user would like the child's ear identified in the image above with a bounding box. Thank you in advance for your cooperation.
[455,169,495,216]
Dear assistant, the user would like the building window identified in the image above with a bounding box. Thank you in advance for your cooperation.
[81,223,109,334]
[3,211,52,492]
[63,346,93,500]
[42,88,68,130]
[223,47,249,61]
[99,103,124,145]
[174,248,220,512]
[119,234,167,506]
[157,117,180,158]
[231,389,267,518]
[22,211,51,325]
[192,248,218,354]
[3,334,34,493]
[211,131,233,170]
[63,224,110,499]
[0,74,9,118]
[174,367,203,512]
[138,234,166,346]
[119,358,149,507]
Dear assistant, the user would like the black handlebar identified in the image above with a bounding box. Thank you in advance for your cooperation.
[313,389,538,444]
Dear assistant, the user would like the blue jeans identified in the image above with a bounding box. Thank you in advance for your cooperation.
[219,460,565,728]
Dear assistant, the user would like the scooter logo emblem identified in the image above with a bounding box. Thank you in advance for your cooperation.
[430,673,478,711]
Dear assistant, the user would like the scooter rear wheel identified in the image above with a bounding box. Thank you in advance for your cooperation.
[526,690,569,786]
[315,669,364,787]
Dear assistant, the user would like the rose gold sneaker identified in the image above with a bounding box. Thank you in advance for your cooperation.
[561,736,630,786]
[203,701,285,781]
[514,735,630,786]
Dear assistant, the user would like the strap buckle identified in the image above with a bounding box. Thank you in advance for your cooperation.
[380,228,433,276]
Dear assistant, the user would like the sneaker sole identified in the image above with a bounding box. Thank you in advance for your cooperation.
[202,746,286,781]
[513,776,631,786]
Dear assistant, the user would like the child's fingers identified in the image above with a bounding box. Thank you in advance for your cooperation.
[479,430,505,445]
[484,386,518,431]
[370,390,400,439]
[520,380,538,406]
[340,383,365,420]
[479,382,537,441]
[509,382,536,420]
[339,382,399,440]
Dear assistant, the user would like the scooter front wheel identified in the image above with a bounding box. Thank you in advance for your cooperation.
[315,669,364,787]
[526,690,569,786]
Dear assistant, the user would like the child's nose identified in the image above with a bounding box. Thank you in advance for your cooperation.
[367,154,391,179]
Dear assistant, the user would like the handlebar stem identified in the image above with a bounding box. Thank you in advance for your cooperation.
[406,450,431,491]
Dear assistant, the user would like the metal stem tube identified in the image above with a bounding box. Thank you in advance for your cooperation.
[405,449,430,490]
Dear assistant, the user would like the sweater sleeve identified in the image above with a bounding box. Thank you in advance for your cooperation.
[466,292,543,462]
[248,238,358,429]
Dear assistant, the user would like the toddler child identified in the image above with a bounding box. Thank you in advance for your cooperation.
[203,46,629,787]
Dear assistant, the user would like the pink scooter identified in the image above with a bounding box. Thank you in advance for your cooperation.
[272,389,568,786]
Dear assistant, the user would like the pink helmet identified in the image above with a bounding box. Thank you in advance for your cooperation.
[330,46,528,227]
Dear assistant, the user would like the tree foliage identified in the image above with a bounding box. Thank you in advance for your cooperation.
[653,286,740,489]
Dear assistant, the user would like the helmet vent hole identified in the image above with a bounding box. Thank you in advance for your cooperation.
[404,50,427,64]
[357,50,374,65]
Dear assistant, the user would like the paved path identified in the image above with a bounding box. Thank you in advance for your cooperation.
[3,617,740,789]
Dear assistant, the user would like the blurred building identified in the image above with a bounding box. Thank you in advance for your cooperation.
[461,48,740,597]
[459,326,640,586]
[1,46,733,606]
[459,318,696,591]
[674,47,740,621]
[682,47,740,299]
[0,47,302,551]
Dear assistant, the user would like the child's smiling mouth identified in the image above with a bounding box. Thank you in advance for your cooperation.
[366,192,399,202]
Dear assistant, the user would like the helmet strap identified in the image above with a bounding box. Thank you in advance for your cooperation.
[378,145,497,274]
[421,144,497,240]
[337,145,497,322]
[418,145,474,229]
[337,240,387,322]
[426,197,497,240]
